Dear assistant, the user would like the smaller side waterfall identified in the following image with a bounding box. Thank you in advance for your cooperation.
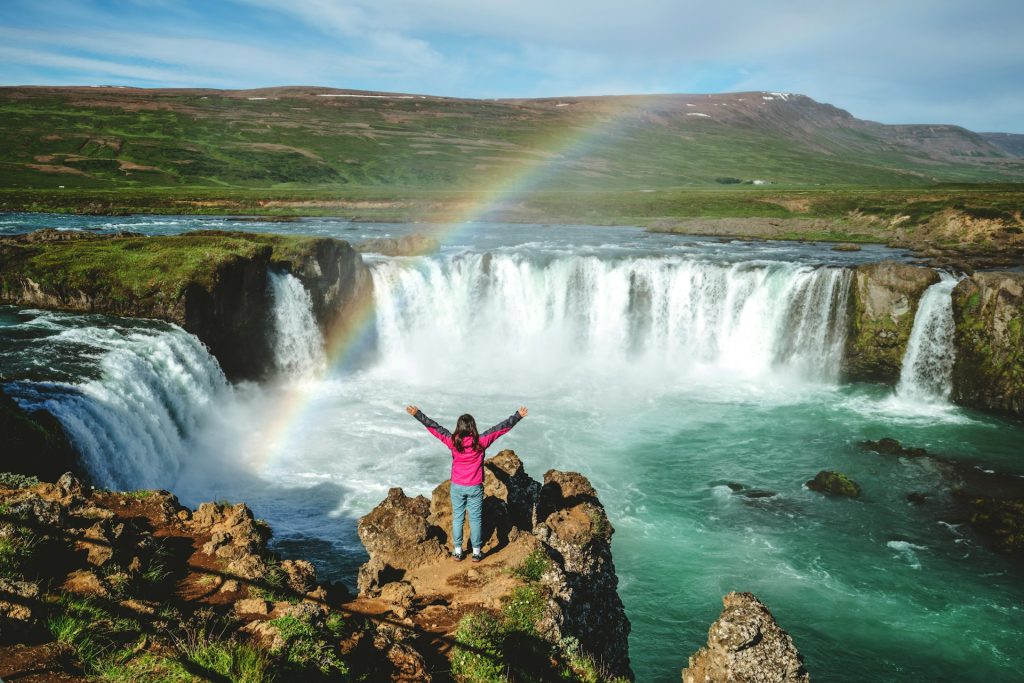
[896,273,960,402]
[268,271,325,378]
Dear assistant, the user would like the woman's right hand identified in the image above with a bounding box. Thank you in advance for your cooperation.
[406,405,419,415]
[518,406,528,418]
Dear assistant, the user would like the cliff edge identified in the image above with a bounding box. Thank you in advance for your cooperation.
[0,229,372,380]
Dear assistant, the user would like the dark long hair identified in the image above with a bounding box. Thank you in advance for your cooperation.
[452,414,480,453]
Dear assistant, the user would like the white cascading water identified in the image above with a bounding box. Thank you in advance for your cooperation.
[896,273,960,403]
[268,271,326,378]
[369,254,852,385]
[12,325,228,489]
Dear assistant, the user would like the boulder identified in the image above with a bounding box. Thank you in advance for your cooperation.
[357,488,446,582]
[683,592,809,683]
[844,261,939,382]
[952,490,1024,556]
[806,470,862,498]
[0,578,40,630]
[281,559,318,594]
[858,438,928,458]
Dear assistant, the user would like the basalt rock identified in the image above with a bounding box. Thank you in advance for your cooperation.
[843,261,939,383]
[806,470,862,498]
[950,271,1024,416]
[951,490,1024,556]
[356,450,633,680]
[534,469,632,678]
[858,438,928,458]
[683,591,809,683]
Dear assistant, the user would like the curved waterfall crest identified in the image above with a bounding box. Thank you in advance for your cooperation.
[369,253,853,382]
[10,325,229,490]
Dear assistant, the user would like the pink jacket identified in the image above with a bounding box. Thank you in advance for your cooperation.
[413,410,523,486]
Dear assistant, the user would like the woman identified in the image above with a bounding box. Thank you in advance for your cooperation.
[406,405,527,562]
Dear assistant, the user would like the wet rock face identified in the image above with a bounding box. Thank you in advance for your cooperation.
[844,261,939,383]
[951,272,1024,416]
[683,592,809,683]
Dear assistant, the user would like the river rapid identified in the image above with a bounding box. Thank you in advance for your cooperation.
[2,214,1023,681]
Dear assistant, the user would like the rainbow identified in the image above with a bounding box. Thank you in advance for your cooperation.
[248,96,656,470]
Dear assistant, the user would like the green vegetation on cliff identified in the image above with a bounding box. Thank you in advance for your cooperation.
[951,273,1024,415]
[0,231,329,309]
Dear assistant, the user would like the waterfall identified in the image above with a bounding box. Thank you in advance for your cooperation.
[369,254,852,384]
[7,324,229,490]
[896,273,960,403]
[268,271,325,378]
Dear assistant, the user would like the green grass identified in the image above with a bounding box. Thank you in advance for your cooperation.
[510,549,550,583]
[267,614,348,676]
[0,472,41,489]
[1,87,1022,197]
[0,230,332,312]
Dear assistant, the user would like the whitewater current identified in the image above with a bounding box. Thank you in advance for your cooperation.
[2,218,1023,682]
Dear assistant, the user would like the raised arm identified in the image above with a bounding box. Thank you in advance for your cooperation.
[406,405,454,448]
[479,406,527,448]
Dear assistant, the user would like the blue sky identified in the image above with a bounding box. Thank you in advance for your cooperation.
[2,0,1022,132]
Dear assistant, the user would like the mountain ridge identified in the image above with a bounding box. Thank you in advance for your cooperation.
[2,85,1022,190]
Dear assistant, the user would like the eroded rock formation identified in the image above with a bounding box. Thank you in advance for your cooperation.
[951,271,1024,415]
[353,449,633,680]
[683,592,809,683]
[843,261,939,382]
[0,230,372,380]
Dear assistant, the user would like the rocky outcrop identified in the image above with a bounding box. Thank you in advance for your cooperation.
[533,469,631,675]
[0,474,382,680]
[950,271,1024,416]
[806,470,862,498]
[354,450,633,680]
[843,261,939,382]
[683,592,809,683]
[0,230,372,381]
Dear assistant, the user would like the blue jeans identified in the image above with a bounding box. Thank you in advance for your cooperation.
[450,483,484,551]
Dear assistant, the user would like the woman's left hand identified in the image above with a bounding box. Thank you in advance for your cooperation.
[518,406,528,418]
[406,405,419,415]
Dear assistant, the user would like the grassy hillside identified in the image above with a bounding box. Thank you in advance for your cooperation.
[2,86,1023,193]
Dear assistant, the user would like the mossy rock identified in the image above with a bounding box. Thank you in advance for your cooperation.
[843,262,939,383]
[950,272,1024,416]
[806,470,862,498]
[952,490,1024,556]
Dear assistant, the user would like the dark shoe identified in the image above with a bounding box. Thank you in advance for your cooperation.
[452,550,465,562]
[471,551,483,563]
